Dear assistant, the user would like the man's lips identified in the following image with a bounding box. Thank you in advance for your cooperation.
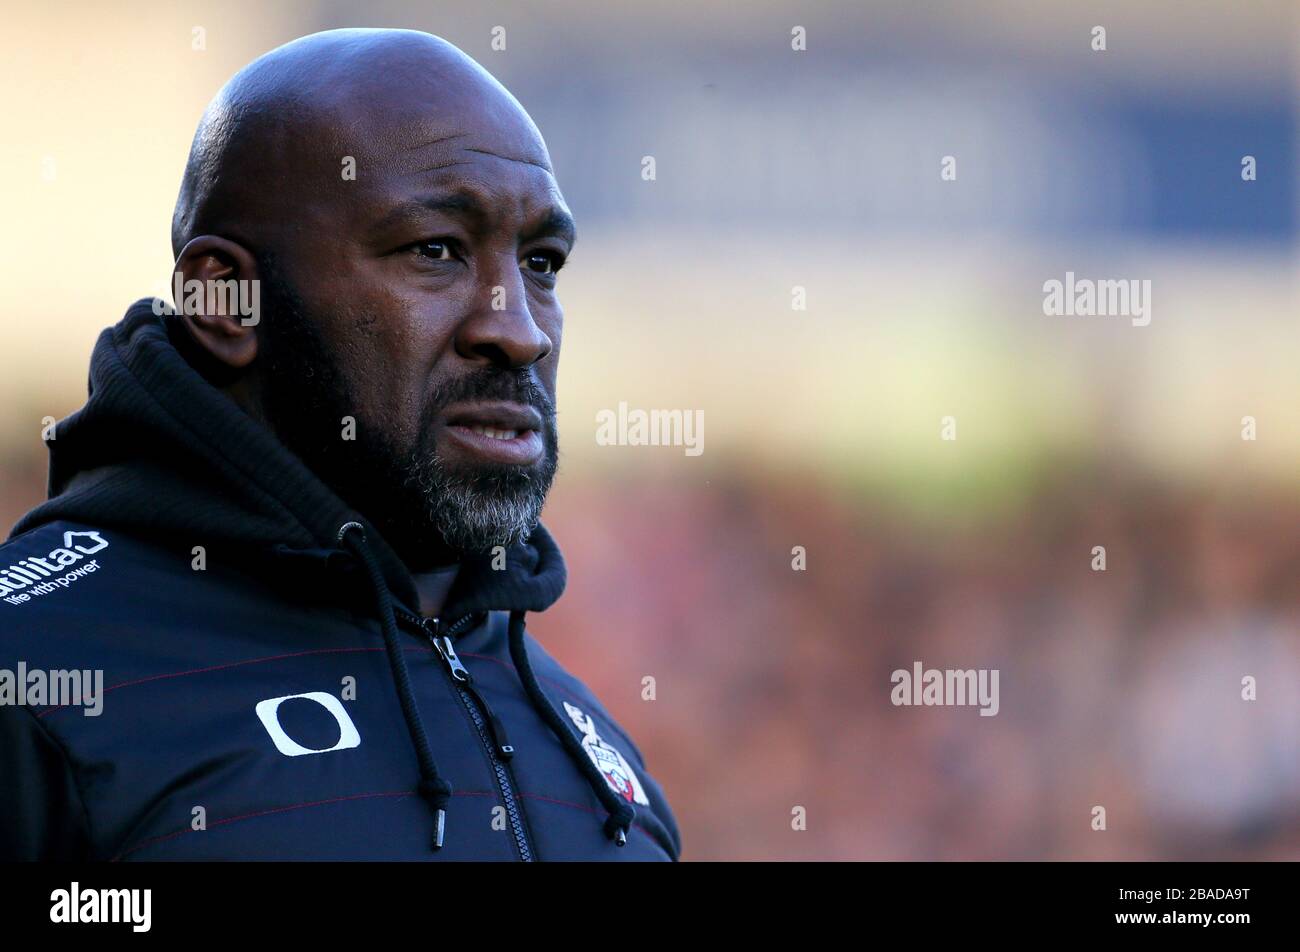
[439,400,545,466]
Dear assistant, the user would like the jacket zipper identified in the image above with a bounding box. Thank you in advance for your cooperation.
[394,606,535,862]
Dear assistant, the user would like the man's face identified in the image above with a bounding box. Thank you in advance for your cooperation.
[256,74,573,565]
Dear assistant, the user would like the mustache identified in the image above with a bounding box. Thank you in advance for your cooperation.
[425,368,556,423]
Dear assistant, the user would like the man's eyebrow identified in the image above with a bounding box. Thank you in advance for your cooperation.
[522,206,577,246]
[369,193,487,236]
[371,192,576,245]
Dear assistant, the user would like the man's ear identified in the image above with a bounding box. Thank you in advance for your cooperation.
[173,236,262,371]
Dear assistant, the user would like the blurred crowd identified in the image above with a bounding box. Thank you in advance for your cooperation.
[538,466,1300,859]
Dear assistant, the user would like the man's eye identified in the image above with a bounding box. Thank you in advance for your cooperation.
[525,251,564,275]
[411,239,455,261]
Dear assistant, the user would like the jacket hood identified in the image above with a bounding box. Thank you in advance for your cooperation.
[10,298,566,619]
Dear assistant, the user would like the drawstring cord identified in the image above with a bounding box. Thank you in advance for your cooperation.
[506,609,635,846]
[337,521,452,850]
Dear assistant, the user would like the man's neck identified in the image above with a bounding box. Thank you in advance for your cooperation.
[409,563,461,618]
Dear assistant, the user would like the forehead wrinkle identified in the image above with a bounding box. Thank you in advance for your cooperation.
[406,157,562,213]
[411,159,473,174]
[462,146,552,172]
[406,149,552,176]
[405,132,470,153]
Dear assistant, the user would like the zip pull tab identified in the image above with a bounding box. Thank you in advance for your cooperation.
[433,633,471,683]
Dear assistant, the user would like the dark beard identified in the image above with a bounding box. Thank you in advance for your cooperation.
[255,254,559,567]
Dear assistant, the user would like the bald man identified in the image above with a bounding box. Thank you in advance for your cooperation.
[0,29,681,861]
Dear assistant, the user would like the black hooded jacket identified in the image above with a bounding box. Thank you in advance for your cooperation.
[0,299,681,861]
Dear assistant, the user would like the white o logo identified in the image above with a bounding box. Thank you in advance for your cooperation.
[255,692,361,757]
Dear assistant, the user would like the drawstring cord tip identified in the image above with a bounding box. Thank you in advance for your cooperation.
[603,809,633,846]
[433,808,446,850]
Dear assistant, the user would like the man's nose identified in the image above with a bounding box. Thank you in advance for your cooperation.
[453,260,552,369]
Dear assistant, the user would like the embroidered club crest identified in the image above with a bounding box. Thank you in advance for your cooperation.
[562,701,649,805]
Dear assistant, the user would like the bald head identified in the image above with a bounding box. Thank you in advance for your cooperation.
[171,28,551,259]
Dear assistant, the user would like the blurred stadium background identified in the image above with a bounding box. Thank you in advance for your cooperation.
[1,1,1296,859]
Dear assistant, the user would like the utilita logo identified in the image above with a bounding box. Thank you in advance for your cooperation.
[1,530,109,605]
